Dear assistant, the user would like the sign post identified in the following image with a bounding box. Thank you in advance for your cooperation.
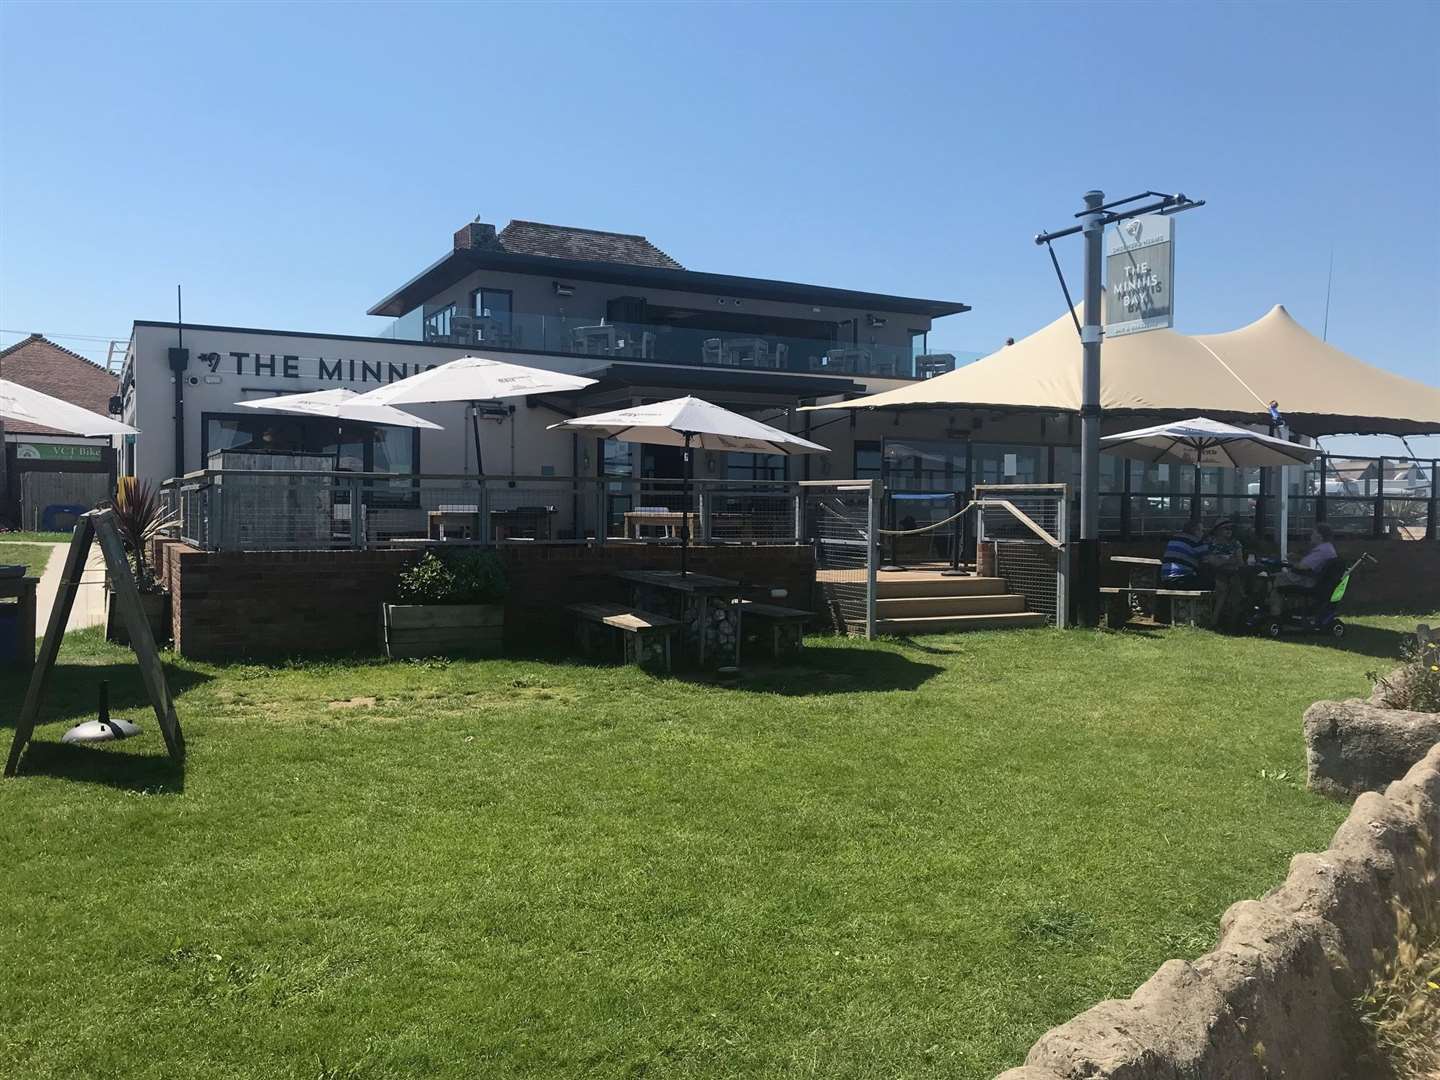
[1035,190,1204,626]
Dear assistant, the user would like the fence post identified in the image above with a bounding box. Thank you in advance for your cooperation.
[865,478,880,640]
[349,476,364,550]
[1430,460,1438,543]
[1373,455,1385,539]
[477,480,491,546]
[698,485,712,544]
[792,488,803,543]
[1055,490,1070,629]
[594,480,608,545]
[211,476,224,552]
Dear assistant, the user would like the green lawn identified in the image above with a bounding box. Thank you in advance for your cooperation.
[0,530,73,544]
[0,542,55,578]
[0,617,1428,1080]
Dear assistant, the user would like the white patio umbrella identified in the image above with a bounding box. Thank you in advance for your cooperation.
[353,356,597,474]
[549,396,828,574]
[234,388,442,430]
[0,378,138,436]
[1100,416,1320,468]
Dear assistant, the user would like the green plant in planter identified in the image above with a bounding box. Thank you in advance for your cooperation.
[394,551,508,606]
[110,477,177,594]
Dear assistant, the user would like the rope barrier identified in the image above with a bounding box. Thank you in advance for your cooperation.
[874,502,979,536]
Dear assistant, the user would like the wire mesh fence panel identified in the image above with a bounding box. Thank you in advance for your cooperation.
[213,473,340,550]
[703,486,797,544]
[803,481,875,636]
[975,484,1068,628]
[994,543,1061,626]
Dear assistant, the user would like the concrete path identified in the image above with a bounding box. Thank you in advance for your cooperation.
[0,541,107,635]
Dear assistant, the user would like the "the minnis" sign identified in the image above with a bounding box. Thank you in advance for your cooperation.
[1104,214,1174,337]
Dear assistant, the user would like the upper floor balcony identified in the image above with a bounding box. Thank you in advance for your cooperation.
[379,306,958,381]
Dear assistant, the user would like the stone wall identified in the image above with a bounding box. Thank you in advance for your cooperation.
[153,540,815,661]
[995,742,1440,1080]
[1099,536,1440,614]
[1305,698,1440,798]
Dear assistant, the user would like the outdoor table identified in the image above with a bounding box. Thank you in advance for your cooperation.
[613,569,742,667]
[624,511,697,540]
[1110,555,1162,591]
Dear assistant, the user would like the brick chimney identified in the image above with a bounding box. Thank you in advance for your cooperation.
[454,219,498,251]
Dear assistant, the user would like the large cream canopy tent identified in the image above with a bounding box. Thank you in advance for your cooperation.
[806,305,1440,437]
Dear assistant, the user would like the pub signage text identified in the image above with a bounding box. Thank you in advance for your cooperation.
[198,352,441,386]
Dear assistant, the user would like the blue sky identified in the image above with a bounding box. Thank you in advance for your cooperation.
[1,0,1435,454]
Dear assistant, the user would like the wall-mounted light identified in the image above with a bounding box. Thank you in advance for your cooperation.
[867,314,887,328]
[553,281,575,297]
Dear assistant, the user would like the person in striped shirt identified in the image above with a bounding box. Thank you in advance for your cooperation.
[1160,519,1211,589]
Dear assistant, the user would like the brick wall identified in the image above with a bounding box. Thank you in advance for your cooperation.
[159,541,816,661]
[1099,537,1440,614]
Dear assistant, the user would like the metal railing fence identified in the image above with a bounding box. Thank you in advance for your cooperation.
[161,469,822,553]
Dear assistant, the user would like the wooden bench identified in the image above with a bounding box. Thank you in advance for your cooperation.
[567,603,679,671]
[735,600,812,659]
[1101,586,1212,627]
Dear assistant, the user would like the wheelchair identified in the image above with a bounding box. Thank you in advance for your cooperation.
[1246,553,1374,640]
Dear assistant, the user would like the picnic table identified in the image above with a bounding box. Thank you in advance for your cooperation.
[1104,555,1212,626]
[614,570,742,667]
[623,510,696,540]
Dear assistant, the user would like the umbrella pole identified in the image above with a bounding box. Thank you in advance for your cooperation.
[470,403,485,477]
[681,432,692,577]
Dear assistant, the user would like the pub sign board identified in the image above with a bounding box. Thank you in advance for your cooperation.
[1104,214,1174,337]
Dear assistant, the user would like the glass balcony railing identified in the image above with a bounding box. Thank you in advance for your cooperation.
[378,308,942,380]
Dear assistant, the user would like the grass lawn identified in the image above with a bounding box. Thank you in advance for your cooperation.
[0,531,73,544]
[0,542,55,577]
[0,615,1430,1079]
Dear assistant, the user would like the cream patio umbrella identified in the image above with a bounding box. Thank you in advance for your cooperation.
[1100,416,1320,468]
[234,388,443,430]
[353,356,597,474]
[548,396,828,574]
[0,379,138,436]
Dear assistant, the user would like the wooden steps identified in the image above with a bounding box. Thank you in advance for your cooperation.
[871,571,1046,635]
[876,610,1048,634]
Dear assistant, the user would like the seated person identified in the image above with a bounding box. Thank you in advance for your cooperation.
[1203,519,1244,627]
[1271,523,1338,611]
[1160,518,1211,590]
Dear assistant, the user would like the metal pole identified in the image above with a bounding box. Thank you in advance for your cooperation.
[1077,189,1105,626]
[681,433,692,576]
[865,477,880,639]
[1277,422,1290,561]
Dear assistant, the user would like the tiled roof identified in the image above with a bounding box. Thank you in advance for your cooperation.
[496,220,686,270]
[0,334,119,435]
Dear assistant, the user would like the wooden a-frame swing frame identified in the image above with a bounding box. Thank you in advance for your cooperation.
[4,508,184,777]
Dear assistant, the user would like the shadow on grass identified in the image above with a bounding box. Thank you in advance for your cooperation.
[1269,620,1420,663]
[12,740,184,794]
[666,640,945,696]
[0,662,212,730]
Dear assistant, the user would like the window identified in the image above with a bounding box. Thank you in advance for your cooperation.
[854,441,882,481]
[423,303,456,341]
[472,288,513,337]
[970,443,1043,486]
[909,330,927,360]
[883,438,968,491]
[726,452,785,482]
[202,413,419,476]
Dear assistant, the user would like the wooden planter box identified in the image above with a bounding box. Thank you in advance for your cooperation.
[381,603,503,659]
[106,588,169,646]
